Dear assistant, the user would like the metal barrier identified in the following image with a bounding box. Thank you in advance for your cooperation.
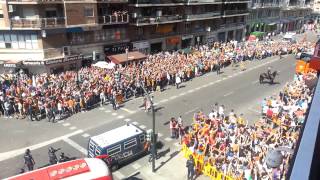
[181,144,234,180]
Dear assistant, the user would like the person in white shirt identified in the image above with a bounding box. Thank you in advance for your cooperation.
[175,75,181,89]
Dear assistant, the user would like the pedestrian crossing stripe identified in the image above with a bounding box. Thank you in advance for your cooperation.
[69,126,77,130]
[105,110,111,113]
[139,125,146,129]
[132,121,139,125]
[124,118,131,122]
[111,112,117,116]
[132,163,142,170]
[82,133,90,138]
[63,123,70,127]
[113,171,125,179]
[164,137,172,142]
[57,120,65,123]
[99,107,105,110]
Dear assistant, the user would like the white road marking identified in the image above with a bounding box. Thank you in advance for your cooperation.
[0,129,84,162]
[223,77,227,80]
[63,123,71,127]
[121,108,136,114]
[179,92,186,96]
[209,82,215,85]
[174,142,181,147]
[252,80,259,84]
[113,171,125,179]
[195,87,201,90]
[57,120,65,124]
[111,112,117,116]
[69,126,77,130]
[82,133,90,138]
[63,138,87,155]
[117,115,124,119]
[132,121,139,125]
[160,99,169,103]
[153,103,159,106]
[164,137,173,142]
[223,91,234,97]
[170,95,177,99]
[184,107,198,115]
[105,110,111,113]
[98,107,105,110]
[202,84,209,88]
[157,133,163,137]
[216,79,221,82]
[132,163,142,170]
[139,125,146,129]
[124,118,131,122]
[188,89,194,93]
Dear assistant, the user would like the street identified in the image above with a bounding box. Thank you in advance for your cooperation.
[0,52,297,179]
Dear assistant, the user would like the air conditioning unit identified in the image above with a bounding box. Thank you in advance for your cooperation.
[8,5,15,13]
[63,46,70,56]
[156,10,162,17]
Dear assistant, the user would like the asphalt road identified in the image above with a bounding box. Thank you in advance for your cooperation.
[0,31,316,179]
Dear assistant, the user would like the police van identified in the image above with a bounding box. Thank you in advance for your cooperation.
[87,123,151,170]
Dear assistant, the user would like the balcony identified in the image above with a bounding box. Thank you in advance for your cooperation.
[223,10,249,17]
[10,17,65,29]
[132,15,183,26]
[220,22,245,28]
[98,14,129,25]
[96,0,128,3]
[251,2,281,8]
[185,12,221,21]
[186,0,222,5]
[129,0,185,6]
[225,0,249,3]
[7,0,62,4]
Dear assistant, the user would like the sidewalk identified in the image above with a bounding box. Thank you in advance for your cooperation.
[124,146,210,180]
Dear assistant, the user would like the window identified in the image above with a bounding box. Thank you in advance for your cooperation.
[25,35,32,49]
[45,9,57,18]
[18,34,25,49]
[31,34,38,49]
[95,148,101,156]
[139,134,145,143]
[107,145,121,156]
[124,138,137,149]
[84,7,94,17]
[0,34,5,48]
[11,34,18,49]
[0,6,3,18]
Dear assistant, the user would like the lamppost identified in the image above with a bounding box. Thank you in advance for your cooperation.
[138,81,156,172]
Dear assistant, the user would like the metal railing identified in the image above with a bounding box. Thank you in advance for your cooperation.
[134,15,183,24]
[224,10,249,15]
[10,17,65,29]
[252,2,280,8]
[8,0,62,3]
[98,14,129,24]
[220,22,245,28]
[130,0,184,3]
[185,12,220,20]
[225,0,249,2]
[186,0,222,3]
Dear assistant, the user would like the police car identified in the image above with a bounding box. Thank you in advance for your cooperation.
[87,123,151,171]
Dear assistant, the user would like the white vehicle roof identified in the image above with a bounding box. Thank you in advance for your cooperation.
[90,124,144,147]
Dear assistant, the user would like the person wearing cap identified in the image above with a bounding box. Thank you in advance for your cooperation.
[186,155,195,180]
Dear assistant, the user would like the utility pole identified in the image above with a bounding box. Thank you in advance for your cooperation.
[139,81,156,172]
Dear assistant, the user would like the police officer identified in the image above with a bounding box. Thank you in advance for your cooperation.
[48,147,60,165]
[58,152,69,163]
[24,149,35,171]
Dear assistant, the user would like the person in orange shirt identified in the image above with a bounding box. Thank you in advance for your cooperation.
[68,98,75,115]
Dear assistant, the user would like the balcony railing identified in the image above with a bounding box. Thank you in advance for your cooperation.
[11,17,65,29]
[98,14,129,25]
[185,12,221,21]
[133,15,183,25]
[8,0,62,3]
[130,0,185,4]
[224,10,249,16]
[96,0,128,2]
[252,2,280,8]
[220,22,245,28]
[225,0,249,2]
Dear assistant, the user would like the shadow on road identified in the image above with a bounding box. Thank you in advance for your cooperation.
[154,150,180,172]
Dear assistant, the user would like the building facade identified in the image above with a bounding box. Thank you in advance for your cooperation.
[129,0,249,53]
[0,0,130,73]
[0,0,249,73]
[246,0,312,37]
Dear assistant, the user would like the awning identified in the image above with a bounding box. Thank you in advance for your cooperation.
[107,51,147,64]
[250,31,265,37]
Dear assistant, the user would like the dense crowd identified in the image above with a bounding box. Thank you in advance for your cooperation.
[180,72,317,180]
[0,38,313,122]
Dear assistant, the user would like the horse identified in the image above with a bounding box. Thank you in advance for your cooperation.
[259,71,279,84]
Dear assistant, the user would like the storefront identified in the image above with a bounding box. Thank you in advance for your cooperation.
[166,36,181,51]
[181,35,193,49]
[45,55,83,74]
[150,42,163,54]
[104,43,132,56]
[132,41,150,54]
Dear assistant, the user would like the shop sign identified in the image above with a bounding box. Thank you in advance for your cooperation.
[181,35,193,40]
[104,43,131,55]
[45,55,83,65]
[23,61,44,65]
[132,41,150,50]
[4,63,16,68]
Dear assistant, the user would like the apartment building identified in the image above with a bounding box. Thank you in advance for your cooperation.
[128,0,249,53]
[246,0,312,36]
[0,0,129,74]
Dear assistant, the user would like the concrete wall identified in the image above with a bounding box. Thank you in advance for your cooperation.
[65,3,98,26]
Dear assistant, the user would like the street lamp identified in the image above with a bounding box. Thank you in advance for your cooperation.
[138,81,156,173]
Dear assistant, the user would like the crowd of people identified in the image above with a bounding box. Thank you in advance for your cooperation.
[0,37,313,122]
[181,71,317,180]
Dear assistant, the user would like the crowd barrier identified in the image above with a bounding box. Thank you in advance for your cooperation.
[181,144,235,180]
